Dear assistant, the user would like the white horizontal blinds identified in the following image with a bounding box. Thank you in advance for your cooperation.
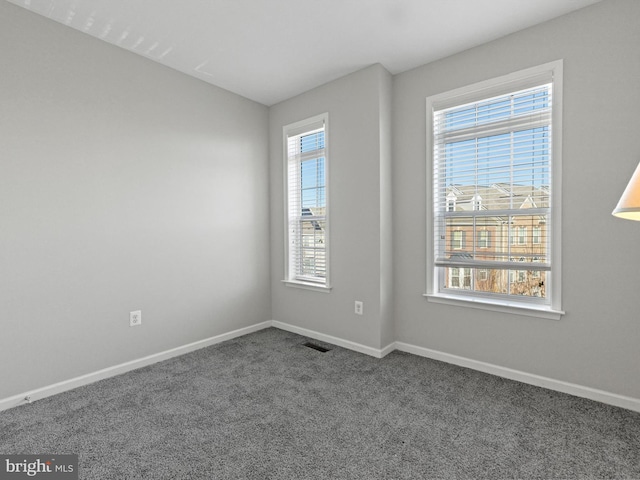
[433,83,552,300]
[287,119,327,283]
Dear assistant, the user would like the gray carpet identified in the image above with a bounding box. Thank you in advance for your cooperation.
[1,327,639,479]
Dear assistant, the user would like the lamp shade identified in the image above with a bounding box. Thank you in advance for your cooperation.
[612,162,640,221]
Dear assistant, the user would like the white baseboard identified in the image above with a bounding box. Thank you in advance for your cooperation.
[379,342,397,358]
[3,320,638,415]
[394,341,640,413]
[270,323,640,412]
[271,320,394,359]
[0,321,272,413]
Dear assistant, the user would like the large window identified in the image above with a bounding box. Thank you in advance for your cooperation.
[284,114,330,289]
[426,62,563,319]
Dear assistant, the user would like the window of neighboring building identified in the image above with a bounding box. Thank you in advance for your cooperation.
[518,226,527,245]
[449,267,472,289]
[462,268,472,288]
[452,230,464,250]
[426,61,564,319]
[446,192,457,212]
[533,226,542,245]
[451,268,460,287]
[284,113,330,290]
[478,230,490,249]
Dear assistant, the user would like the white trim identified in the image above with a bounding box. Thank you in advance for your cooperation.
[424,293,564,320]
[429,62,557,111]
[549,61,563,312]
[3,321,637,415]
[379,342,397,358]
[282,279,332,293]
[394,341,640,413]
[0,321,272,413]
[283,114,325,138]
[271,320,393,359]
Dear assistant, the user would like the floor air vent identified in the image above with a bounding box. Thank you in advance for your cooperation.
[303,342,331,353]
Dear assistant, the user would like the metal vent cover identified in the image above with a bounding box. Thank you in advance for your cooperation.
[303,342,331,353]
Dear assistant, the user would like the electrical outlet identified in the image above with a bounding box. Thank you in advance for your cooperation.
[130,310,142,327]
[355,301,363,315]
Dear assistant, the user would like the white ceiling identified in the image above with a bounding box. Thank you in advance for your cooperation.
[8,0,601,106]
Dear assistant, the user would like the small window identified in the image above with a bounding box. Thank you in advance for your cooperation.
[446,192,457,212]
[518,227,527,245]
[452,230,464,250]
[284,114,330,289]
[533,226,542,245]
[448,267,472,290]
[451,268,460,287]
[478,230,490,249]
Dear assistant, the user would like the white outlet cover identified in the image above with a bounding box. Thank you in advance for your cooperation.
[355,301,363,315]
[130,310,142,326]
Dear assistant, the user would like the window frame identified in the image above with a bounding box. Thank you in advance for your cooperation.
[282,113,331,292]
[425,61,564,320]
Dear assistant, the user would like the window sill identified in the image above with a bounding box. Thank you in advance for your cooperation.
[283,280,332,293]
[423,293,564,320]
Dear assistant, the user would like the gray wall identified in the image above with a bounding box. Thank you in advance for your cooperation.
[393,0,640,399]
[269,64,394,350]
[3,0,639,405]
[0,2,270,399]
